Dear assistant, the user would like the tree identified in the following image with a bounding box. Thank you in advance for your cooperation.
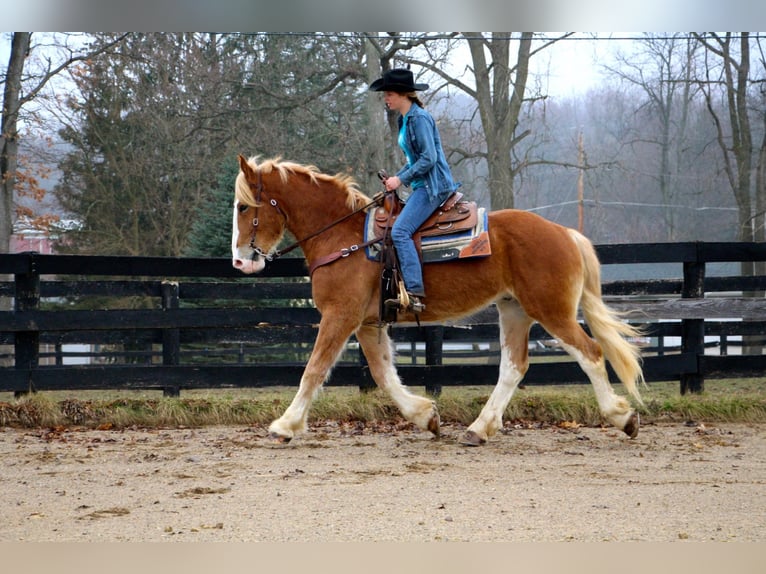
[0,33,29,254]
[603,34,702,240]
[53,32,372,255]
[757,36,766,252]
[1,32,128,253]
[694,33,758,243]
[694,32,766,356]
[462,32,533,209]
[396,32,571,210]
[55,33,235,255]
[185,156,240,258]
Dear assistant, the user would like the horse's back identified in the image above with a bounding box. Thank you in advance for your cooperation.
[487,209,584,266]
[488,207,573,234]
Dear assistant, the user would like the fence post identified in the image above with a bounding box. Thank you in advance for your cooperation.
[14,252,40,396]
[161,281,181,397]
[424,326,443,396]
[680,256,705,394]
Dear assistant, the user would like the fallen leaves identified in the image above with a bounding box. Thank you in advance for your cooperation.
[78,507,130,520]
[558,420,582,430]
[174,487,231,499]
[164,523,225,535]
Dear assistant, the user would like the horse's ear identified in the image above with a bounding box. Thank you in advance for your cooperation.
[238,154,254,180]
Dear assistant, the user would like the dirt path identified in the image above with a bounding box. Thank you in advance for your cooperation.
[1,421,764,542]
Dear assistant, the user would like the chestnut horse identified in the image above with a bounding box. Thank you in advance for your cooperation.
[232,155,644,445]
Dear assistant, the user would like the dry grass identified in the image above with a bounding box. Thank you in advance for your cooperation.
[0,379,764,429]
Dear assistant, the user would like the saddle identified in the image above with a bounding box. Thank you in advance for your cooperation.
[371,191,479,246]
[372,190,486,324]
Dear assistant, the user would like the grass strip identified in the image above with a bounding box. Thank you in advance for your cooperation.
[1,379,764,429]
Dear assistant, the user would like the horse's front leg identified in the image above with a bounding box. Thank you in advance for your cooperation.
[356,324,440,436]
[268,316,357,443]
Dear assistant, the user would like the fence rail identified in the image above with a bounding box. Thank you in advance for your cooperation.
[2,242,766,396]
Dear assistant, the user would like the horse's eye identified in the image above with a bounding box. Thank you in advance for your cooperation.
[238,204,249,214]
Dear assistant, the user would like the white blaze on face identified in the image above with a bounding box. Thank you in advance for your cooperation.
[231,200,265,274]
[231,200,239,260]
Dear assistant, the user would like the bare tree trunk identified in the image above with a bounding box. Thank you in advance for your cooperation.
[757,102,766,247]
[0,33,31,329]
[751,64,766,353]
[464,32,533,210]
[728,35,760,354]
[1,32,31,254]
[697,33,762,354]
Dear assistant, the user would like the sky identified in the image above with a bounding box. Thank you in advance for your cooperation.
[533,34,615,96]
[433,33,630,99]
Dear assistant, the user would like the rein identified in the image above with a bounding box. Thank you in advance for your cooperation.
[247,170,384,273]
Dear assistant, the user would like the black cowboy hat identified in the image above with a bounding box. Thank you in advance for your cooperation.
[369,68,429,92]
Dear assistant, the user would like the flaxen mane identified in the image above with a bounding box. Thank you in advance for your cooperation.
[235,156,369,211]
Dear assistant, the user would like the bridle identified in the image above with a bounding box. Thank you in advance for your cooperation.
[243,168,384,270]
[246,169,290,261]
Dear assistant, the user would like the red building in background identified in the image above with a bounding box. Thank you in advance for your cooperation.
[10,226,55,254]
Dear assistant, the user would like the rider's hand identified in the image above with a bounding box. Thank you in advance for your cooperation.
[385,176,401,191]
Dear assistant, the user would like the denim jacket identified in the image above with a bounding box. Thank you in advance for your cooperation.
[396,104,460,206]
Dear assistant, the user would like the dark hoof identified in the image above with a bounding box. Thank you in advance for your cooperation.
[460,430,486,447]
[623,412,640,439]
[268,432,292,444]
[427,413,441,438]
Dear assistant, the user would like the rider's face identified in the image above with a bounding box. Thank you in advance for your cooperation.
[383,91,409,114]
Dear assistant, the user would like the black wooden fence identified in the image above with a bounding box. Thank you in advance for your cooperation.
[2,242,766,397]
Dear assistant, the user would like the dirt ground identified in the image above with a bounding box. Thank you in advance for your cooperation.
[1,420,764,542]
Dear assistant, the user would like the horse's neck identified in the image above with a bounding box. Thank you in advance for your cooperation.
[280,179,361,255]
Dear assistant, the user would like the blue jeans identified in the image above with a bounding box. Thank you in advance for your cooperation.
[391,187,440,296]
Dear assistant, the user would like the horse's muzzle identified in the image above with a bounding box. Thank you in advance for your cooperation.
[232,255,265,274]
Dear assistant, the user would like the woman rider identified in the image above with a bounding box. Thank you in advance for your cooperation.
[369,68,460,313]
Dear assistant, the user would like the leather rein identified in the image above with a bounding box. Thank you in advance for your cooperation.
[246,169,384,275]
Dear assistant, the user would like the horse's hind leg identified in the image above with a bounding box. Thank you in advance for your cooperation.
[268,315,358,443]
[544,320,638,437]
[462,298,534,446]
[356,324,440,436]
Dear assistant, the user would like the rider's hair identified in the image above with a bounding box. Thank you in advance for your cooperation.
[404,91,425,108]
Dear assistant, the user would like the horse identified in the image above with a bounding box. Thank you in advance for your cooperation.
[231,155,644,446]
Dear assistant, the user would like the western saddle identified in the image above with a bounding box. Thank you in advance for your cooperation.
[373,183,480,323]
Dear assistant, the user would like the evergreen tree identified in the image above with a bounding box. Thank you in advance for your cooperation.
[185,156,239,258]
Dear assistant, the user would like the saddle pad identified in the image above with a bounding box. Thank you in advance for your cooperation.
[364,207,491,263]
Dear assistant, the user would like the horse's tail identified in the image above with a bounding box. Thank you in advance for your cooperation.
[570,230,645,405]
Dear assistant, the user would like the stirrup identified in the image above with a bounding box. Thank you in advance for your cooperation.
[407,294,426,313]
[383,292,425,314]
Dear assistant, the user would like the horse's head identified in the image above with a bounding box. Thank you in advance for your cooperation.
[232,155,287,274]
